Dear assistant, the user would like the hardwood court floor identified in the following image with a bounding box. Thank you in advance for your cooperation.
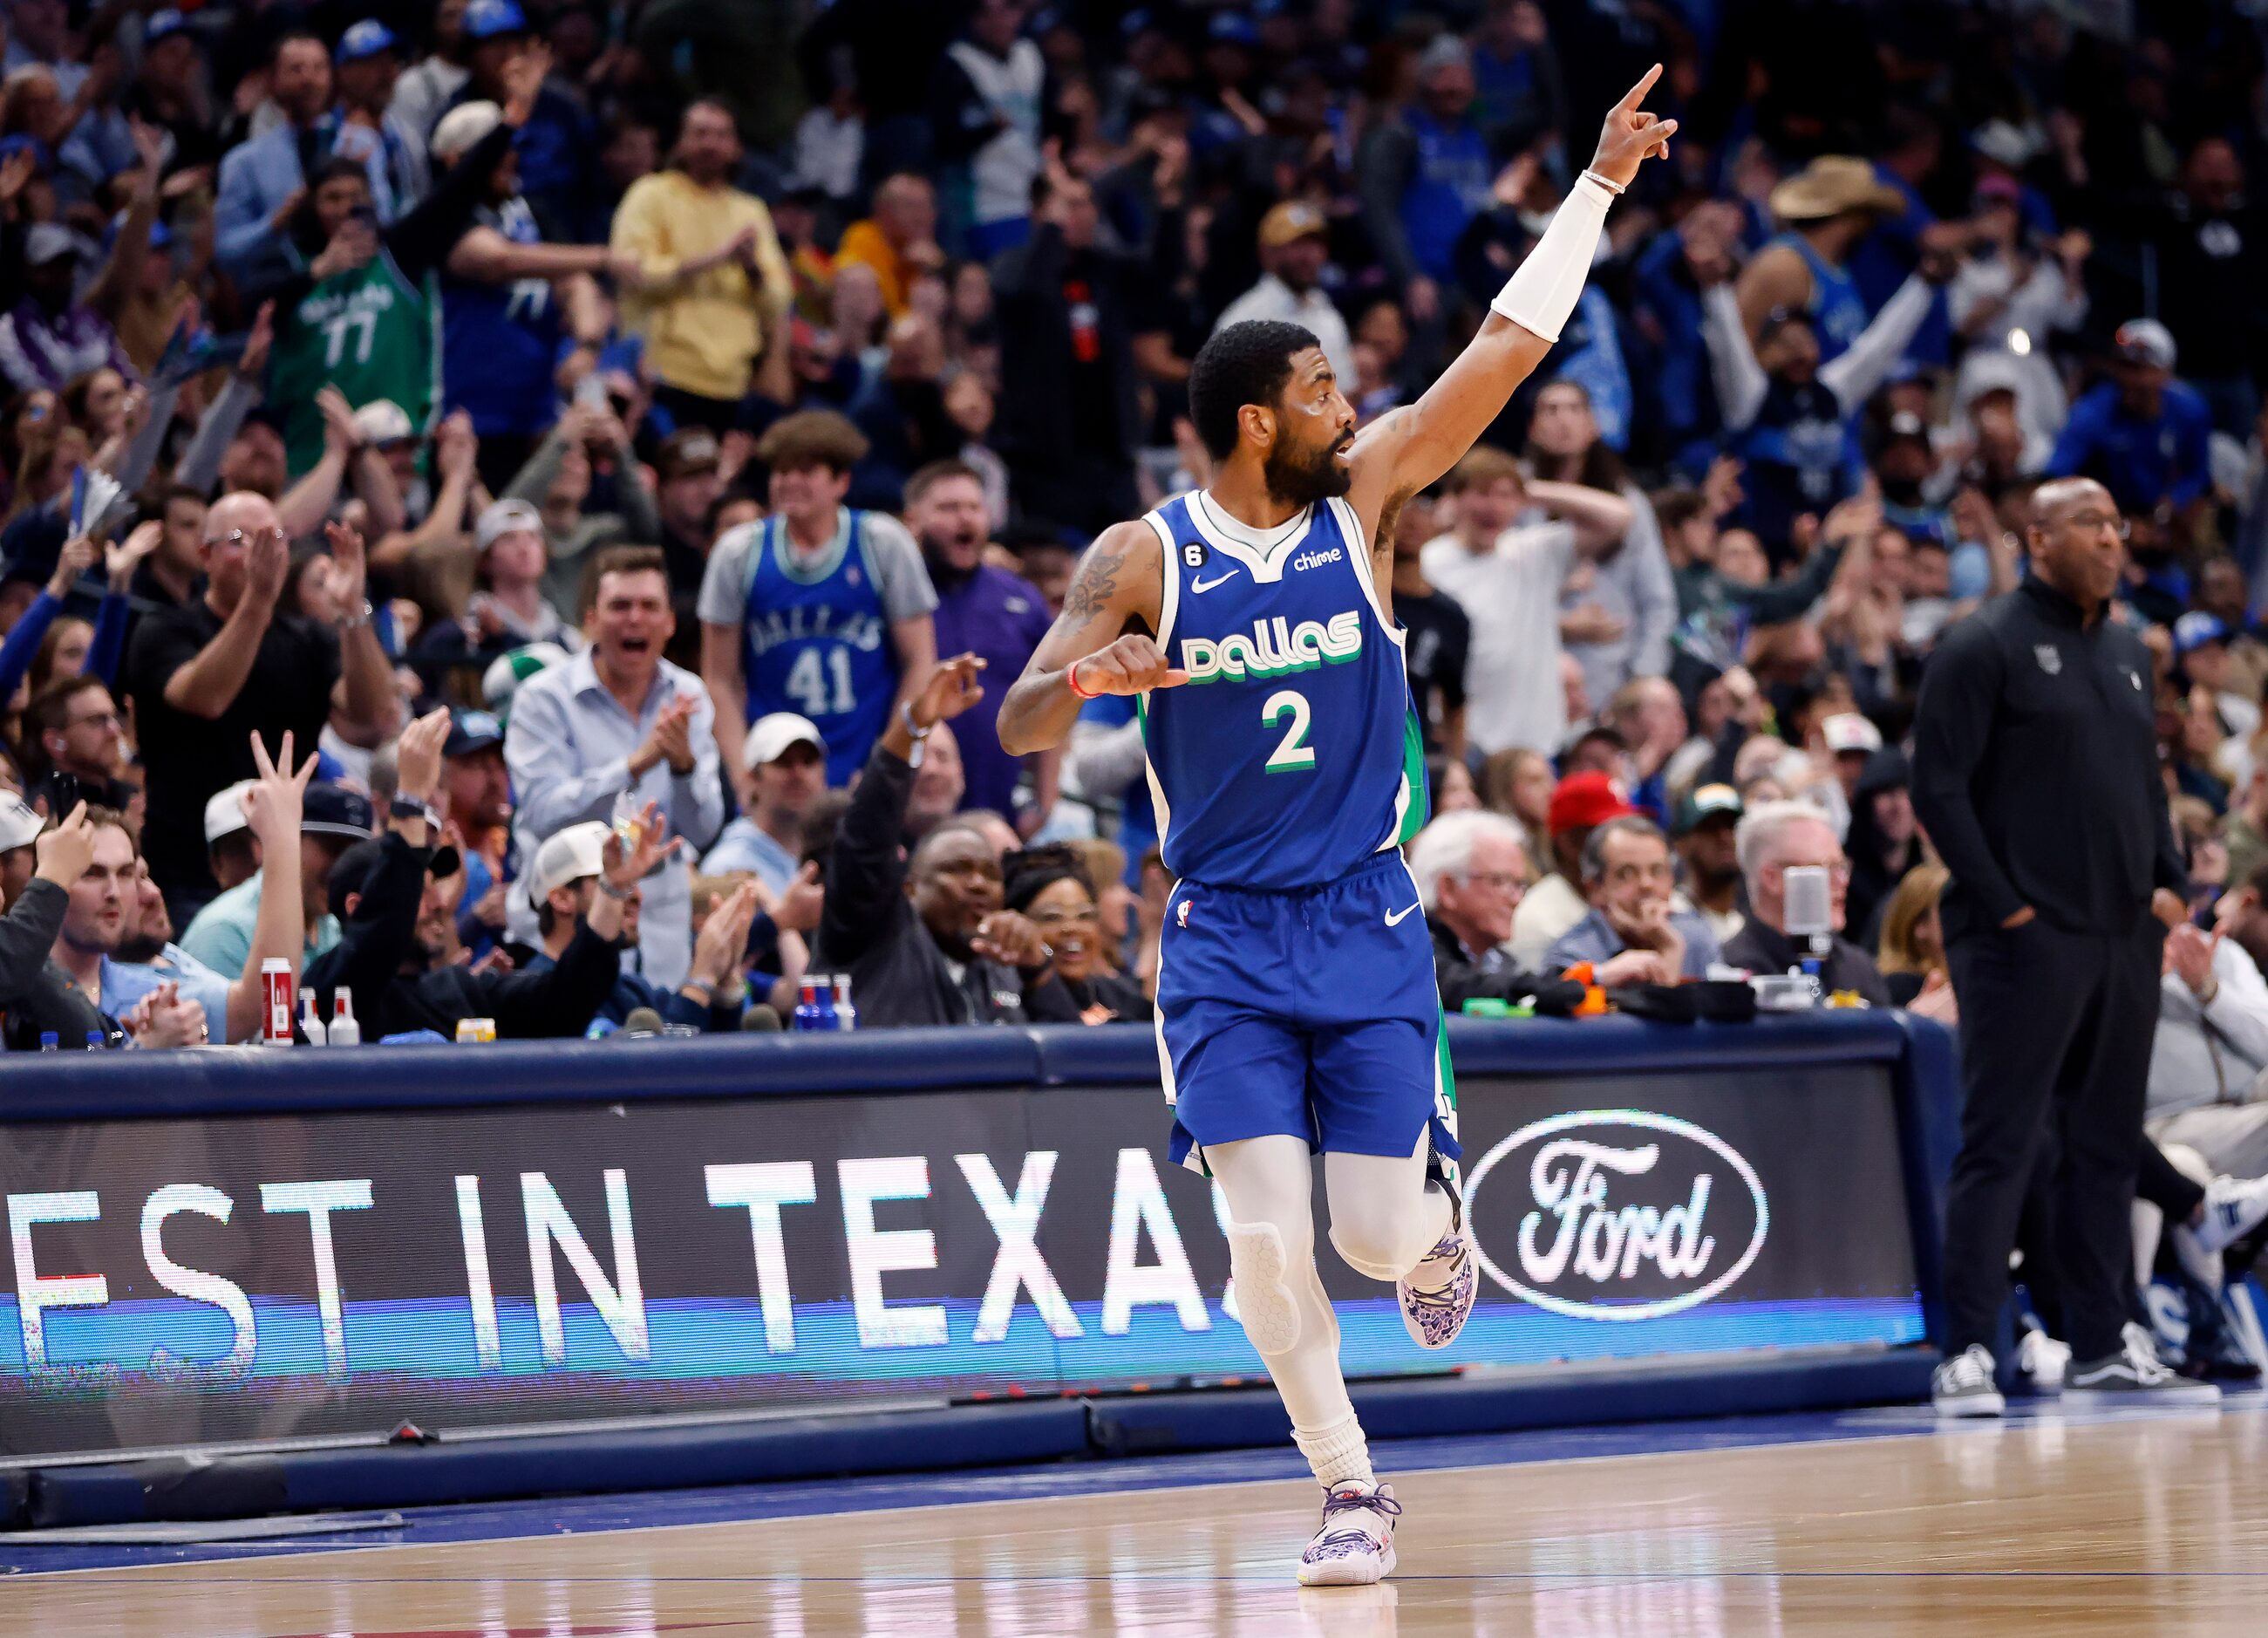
[7,1404,2266,1635]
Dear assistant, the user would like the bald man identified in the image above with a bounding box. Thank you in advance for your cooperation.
[1913,476,2208,1412]
[122,495,398,910]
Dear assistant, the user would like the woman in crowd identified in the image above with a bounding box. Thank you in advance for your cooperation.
[1003,844,1150,1024]
[1433,758,1480,815]
[1876,863,1951,1015]
[1481,745,1554,875]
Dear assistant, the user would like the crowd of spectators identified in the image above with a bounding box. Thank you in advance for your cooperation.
[8,0,2268,1124]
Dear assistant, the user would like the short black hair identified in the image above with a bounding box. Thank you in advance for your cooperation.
[1187,320,1320,461]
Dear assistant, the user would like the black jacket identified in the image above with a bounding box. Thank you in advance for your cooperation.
[814,741,1081,1029]
[301,831,625,1041]
[1844,747,1924,942]
[1427,914,1584,1016]
[1720,918,1894,1008]
[0,878,118,1049]
[1912,577,2184,944]
[990,222,1142,467]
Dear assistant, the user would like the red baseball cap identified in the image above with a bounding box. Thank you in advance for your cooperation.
[1548,770,1637,836]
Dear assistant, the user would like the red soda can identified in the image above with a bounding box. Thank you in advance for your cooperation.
[261,958,295,1046]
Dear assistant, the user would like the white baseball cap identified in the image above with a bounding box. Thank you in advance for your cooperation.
[525,820,610,909]
[475,498,544,552]
[0,794,43,852]
[742,712,827,772]
[203,779,257,843]
[1822,713,1883,756]
[351,399,415,447]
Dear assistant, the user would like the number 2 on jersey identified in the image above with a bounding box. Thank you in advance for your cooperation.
[1262,689,1317,773]
[785,646,856,717]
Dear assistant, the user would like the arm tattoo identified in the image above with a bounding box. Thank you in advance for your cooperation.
[1059,536,1127,625]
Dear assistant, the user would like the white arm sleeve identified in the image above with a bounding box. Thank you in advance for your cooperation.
[1489,173,1616,345]
[1700,284,1770,430]
[1819,273,1934,410]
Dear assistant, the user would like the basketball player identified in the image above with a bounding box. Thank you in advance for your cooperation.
[998,72,1675,1587]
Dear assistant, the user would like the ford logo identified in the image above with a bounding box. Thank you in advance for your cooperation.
[1464,1109,1769,1321]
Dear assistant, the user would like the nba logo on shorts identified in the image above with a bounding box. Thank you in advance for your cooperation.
[1176,899,1191,929]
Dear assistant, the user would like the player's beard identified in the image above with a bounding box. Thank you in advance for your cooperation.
[1263,433,1353,506]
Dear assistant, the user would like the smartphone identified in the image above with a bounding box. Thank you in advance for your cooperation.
[574,371,610,413]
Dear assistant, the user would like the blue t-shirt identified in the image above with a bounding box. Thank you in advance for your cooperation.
[698,819,799,896]
[2047,380,2213,515]
[1546,907,1722,979]
[441,195,563,440]
[104,944,232,1042]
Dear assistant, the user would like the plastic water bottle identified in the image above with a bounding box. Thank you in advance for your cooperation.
[83,1030,102,1050]
[813,975,839,1032]
[831,973,857,1032]
[792,977,827,1032]
[329,988,361,1047]
[298,991,328,1046]
[38,1032,58,1050]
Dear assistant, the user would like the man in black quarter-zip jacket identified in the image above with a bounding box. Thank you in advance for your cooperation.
[1912,475,2210,1415]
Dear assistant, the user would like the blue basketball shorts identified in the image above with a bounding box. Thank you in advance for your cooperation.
[1154,850,1461,1174]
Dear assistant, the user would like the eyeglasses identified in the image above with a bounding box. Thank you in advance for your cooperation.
[1463,870,1529,897]
[1775,859,1853,881]
[2060,511,2130,540]
[206,527,289,550]
[65,709,119,732]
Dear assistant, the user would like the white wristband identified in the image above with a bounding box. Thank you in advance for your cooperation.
[1488,171,1617,345]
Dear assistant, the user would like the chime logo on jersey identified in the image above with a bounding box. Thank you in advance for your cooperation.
[1177,611,1362,684]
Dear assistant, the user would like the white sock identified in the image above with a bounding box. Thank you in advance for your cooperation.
[1293,1413,1373,1491]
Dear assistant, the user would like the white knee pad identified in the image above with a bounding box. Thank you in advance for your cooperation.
[1224,1219,1302,1355]
[1328,1215,1411,1282]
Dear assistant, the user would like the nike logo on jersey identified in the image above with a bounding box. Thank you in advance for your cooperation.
[1385,904,1420,927]
[1181,611,1362,683]
[1189,570,1239,593]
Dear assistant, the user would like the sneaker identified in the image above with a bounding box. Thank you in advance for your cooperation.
[2170,1218,2226,1295]
[2190,1174,2268,1254]
[1932,1343,2005,1417]
[2066,1321,2224,1406]
[2017,1327,2069,1391]
[1398,1213,1478,1351]
[1296,1480,1400,1587]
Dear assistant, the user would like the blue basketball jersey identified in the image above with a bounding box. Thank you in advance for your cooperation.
[1138,490,1427,891]
[740,510,898,786]
[440,197,563,440]
[1771,231,1870,363]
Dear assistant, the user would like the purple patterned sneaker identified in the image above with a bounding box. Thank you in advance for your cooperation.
[1398,1221,1477,1350]
[1296,1480,1401,1587]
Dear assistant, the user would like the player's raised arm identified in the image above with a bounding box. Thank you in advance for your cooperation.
[997,519,1183,755]
[1346,67,1675,525]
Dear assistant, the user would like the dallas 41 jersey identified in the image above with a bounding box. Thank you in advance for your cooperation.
[1136,489,1427,891]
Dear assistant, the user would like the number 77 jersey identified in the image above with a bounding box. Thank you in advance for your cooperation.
[1137,489,1427,891]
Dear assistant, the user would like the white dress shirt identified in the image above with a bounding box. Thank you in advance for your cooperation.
[504,648,725,990]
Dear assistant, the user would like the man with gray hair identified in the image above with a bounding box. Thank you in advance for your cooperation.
[1543,814,1720,979]
[1407,809,1584,1014]
[1719,799,1891,1005]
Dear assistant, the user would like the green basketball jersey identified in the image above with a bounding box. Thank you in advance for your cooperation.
[271,251,439,474]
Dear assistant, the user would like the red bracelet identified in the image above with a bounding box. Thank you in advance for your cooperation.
[1066,658,1100,700]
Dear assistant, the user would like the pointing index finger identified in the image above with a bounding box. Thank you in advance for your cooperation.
[1616,63,1663,114]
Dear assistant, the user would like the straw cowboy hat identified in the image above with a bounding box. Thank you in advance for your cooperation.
[1768,156,1905,223]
